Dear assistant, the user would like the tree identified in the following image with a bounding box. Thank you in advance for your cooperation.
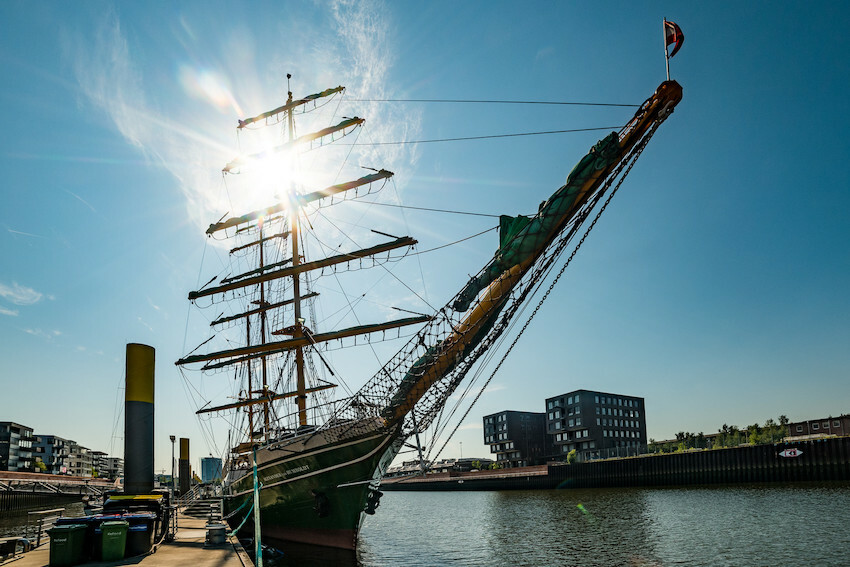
[35,460,47,472]
[748,423,761,445]
[566,449,577,464]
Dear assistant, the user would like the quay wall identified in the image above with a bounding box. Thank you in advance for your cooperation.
[383,437,850,491]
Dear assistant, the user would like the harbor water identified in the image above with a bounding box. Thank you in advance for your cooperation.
[276,482,850,566]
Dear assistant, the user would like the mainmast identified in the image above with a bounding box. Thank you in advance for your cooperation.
[177,78,428,441]
[285,76,309,429]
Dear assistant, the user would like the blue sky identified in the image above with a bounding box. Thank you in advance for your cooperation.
[1,1,849,473]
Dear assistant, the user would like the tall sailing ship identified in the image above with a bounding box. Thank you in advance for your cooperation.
[176,78,683,550]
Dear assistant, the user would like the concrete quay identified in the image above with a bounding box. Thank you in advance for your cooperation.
[2,513,252,567]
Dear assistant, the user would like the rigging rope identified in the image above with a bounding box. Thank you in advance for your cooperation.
[350,200,504,218]
[425,121,662,466]
[343,98,640,108]
[349,126,622,146]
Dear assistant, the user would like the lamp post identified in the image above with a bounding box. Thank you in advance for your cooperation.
[169,435,176,496]
[169,435,177,534]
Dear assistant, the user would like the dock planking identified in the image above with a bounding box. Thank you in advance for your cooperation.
[4,513,252,567]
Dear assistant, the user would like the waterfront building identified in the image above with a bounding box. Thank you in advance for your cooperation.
[33,434,72,474]
[787,414,850,439]
[90,450,108,478]
[0,421,35,472]
[545,390,647,462]
[103,456,124,480]
[67,441,93,477]
[483,410,550,467]
[201,457,223,483]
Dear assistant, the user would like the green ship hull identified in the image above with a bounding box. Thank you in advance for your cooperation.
[224,419,402,550]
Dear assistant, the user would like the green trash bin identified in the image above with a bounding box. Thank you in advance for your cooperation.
[99,520,129,561]
[47,524,87,567]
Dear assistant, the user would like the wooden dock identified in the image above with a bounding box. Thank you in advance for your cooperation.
[2,512,252,567]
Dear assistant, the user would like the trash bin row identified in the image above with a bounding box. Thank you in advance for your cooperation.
[48,513,157,567]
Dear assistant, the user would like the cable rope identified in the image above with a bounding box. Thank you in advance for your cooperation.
[310,207,437,312]
[426,122,660,466]
[343,98,640,108]
[418,119,656,457]
[407,225,498,256]
[349,199,505,218]
[346,126,621,146]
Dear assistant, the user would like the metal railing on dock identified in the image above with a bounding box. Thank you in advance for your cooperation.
[26,508,65,548]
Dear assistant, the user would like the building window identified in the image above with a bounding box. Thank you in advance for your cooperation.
[575,394,580,404]
[796,425,803,432]
[568,396,573,405]
[812,423,819,430]
[835,421,841,428]
[547,401,554,410]
[595,395,599,403]
[823,422,829,428]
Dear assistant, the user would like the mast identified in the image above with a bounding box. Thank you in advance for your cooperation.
[286,76,309,429]
[258,221,270,441]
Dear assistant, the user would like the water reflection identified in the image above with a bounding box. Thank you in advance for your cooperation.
[167,484,850,566]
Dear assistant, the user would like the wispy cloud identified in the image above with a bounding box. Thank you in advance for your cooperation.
[65,1,421,236]
[458,422,482,431]
[137,317,154,333]
[25,328,56,340]
[146,297,160,311]
[0,282,43,305]
[64,189,97,213]
[0,306,19,317]
[6,226,43,238]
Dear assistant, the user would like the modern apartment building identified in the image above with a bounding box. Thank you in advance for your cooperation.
[545,389,646,462]
[67,441,93,477]
[0,422,35,472]
[102,456,124,480]
[201,457,223,483]
[483,410,551,467]
[33,434,72,474]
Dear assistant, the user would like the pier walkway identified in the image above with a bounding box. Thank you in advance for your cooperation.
[2,512,252,567]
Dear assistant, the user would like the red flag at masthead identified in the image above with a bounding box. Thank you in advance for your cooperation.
[664,20,684,58]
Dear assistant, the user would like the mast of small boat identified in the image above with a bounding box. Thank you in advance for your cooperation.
[286,74,310,429]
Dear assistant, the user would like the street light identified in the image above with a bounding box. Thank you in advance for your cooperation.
[169,436,176,496]
[170,435,177,535]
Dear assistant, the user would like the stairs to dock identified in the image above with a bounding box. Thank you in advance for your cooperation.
[180,497,223,522]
